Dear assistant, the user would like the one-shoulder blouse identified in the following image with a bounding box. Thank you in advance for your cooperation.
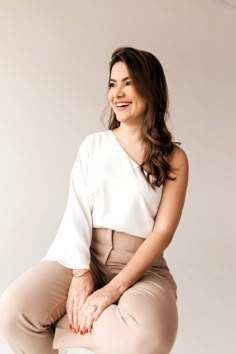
[41,130,163,269]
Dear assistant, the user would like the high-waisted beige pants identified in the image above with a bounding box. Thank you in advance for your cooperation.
[0,228,178,354]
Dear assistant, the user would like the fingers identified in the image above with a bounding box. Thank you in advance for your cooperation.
[72,292,87,332]
[85,306,98,333]
[69,299,98,335]
[79,302,99,334]
[72,303,80,333]
[66,294,85,333]
[66,298,74,330]
[76,292,87,326]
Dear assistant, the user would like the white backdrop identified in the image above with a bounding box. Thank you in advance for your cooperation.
[0,1,235,353]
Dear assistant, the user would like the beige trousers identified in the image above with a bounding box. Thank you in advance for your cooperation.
[0,228,178,354]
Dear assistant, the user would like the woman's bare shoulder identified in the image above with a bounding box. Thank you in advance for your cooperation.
[168,145,189,178]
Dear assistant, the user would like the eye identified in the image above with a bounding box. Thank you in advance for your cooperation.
[108,81,132,88]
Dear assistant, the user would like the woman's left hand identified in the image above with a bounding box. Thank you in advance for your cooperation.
[75,284,121,335]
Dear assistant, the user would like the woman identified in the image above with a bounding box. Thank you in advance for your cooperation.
[0,46,188,354]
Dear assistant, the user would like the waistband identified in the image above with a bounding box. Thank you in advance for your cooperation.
[91,227,165,268]
[92,227,145,250]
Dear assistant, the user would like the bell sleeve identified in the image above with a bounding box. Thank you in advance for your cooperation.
[41,135,93,269]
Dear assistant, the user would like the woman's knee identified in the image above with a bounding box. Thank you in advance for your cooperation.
[117,282,178,353]
[0,267,44,335]
[127,324,178,354]
[0,262,70,336]
[0,286,21,334]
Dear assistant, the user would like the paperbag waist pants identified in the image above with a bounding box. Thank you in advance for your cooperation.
[0,228,178,354]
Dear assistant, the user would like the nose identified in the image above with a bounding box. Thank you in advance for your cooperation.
[113,84,125,98]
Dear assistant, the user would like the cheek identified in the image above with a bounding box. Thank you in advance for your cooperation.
[137,101,146,111]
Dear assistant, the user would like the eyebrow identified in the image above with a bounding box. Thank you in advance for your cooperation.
[109,76,130,82]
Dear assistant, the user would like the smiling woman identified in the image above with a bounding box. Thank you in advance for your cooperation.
[0,46,188,354]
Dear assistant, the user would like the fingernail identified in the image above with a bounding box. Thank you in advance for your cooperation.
[85,328,88,333]
[73,328,77,333]
[69,323,73,329]
[80,330,84,335]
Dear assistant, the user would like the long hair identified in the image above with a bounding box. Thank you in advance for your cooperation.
[102,46,181,190]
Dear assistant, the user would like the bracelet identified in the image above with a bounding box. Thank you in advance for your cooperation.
[72,269,91,278]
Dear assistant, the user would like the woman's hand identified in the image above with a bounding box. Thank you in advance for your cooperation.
[66,271,95,334]
[77,284,122,335]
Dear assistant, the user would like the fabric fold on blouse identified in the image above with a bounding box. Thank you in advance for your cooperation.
[41,135,92,269]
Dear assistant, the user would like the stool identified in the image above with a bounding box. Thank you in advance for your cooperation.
[59,349,94,354]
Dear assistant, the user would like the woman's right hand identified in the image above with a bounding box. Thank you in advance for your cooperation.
[66,271,95,334]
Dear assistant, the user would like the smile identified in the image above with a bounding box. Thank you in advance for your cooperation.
[115,102,132,111]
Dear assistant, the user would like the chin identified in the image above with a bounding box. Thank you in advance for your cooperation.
[115,114,132,122]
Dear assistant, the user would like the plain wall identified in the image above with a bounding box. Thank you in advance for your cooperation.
[0,1,235,353]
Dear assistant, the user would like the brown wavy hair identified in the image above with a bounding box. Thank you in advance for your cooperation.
[101,46,181,191]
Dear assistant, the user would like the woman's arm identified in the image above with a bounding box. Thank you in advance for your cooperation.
[108,146,189,295]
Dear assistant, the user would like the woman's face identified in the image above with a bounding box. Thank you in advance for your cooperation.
[108,61,147,125]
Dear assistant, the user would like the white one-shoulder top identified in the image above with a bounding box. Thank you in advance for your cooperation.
[41,130,163,269]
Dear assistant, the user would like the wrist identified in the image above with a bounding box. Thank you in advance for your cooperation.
[72,268,91,278]
[108,277,128,297]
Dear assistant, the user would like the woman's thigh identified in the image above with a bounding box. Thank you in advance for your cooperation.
[0,260,73,330]
[118,271,178,351]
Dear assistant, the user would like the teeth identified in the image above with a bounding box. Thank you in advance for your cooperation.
[116,102,131,107]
